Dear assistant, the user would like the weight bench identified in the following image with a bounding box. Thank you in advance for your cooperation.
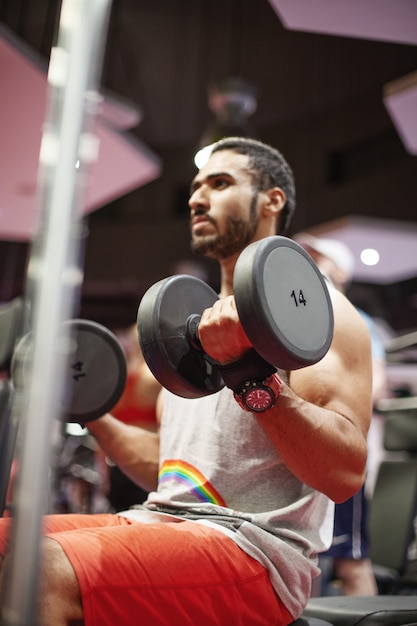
[303,596,417,625]
[224,616,334,626]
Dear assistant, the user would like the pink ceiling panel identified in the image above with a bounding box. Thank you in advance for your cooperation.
[269,0,417,45]
[383,72,417,155]
[0,28,161,242]
[269,1,417,157]
[83,121,162,213]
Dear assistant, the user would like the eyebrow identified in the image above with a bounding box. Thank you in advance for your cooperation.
[189,171,234,195]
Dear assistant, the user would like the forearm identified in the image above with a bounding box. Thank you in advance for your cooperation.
[87,414,160,492]
[257,383,368,503]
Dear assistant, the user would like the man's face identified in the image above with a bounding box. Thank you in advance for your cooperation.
[188,150,259,260]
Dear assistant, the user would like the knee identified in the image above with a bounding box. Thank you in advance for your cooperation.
[41,537,77,592]
[1,538,83,626]
[39,538,83,624]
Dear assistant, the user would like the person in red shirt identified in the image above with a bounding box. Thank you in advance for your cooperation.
[98,324,161,510]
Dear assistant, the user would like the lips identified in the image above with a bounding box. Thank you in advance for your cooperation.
[191,216,212,234]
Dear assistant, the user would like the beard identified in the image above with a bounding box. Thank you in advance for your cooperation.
[191,214,258,260]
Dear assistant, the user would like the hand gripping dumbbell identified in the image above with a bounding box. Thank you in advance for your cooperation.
[137,236,334,399]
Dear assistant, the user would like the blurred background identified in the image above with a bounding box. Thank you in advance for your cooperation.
[0,0,416,339]
[0,0,416,531]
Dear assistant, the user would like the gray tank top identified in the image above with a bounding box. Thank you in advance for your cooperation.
[145,386,334,618]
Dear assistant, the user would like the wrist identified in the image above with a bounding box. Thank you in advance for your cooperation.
[218,349,276,393]
[233,372,283,413]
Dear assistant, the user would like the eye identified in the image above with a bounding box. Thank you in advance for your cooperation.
[213,177,229,190]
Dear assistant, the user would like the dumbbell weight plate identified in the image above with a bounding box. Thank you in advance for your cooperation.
[12,319,127,423]
[137,275,224,399]
[61,320,127,422]
[233,236,334,370]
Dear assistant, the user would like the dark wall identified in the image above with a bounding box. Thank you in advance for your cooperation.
[1,0,416,330]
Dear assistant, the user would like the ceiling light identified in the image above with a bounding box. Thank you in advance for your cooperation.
[194,144,215,169]
[194,77,257,168]
[360,248,380,266]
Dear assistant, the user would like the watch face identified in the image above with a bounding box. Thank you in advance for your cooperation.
[244,386,274,412]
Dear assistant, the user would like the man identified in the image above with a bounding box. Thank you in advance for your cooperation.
[294,233,386,596]
[0,138,372,626]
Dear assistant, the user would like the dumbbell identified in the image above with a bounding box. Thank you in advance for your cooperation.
[12,319,127,423]
[137,236,334,399]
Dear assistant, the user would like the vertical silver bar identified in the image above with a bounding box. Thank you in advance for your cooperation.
[1,1,112,625]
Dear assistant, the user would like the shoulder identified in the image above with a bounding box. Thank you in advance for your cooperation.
[329,287,372,368]
[356,308,386,359]
[323,287,373,399]
[328,284,368,336]
[289,283,372,405]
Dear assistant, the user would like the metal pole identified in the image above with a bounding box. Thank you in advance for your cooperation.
[1,1,112,624]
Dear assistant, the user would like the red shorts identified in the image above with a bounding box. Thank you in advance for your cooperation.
[0,513,293,626]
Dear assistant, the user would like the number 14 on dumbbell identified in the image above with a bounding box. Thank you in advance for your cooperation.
[137,236,334,399]
[291,290,307,307]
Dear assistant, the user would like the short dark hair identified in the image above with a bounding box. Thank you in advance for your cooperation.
[211,137,296,234]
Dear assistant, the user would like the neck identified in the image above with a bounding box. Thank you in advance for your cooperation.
[218,221,279,297]
[218,253,239,297]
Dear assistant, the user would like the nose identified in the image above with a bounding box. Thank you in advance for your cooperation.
[189,185,209,215]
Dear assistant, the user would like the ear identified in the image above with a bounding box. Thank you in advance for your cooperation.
[260,187,286,218]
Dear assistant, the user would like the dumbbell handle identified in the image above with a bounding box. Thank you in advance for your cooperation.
[185,314,203,351]
[185,314,276,393]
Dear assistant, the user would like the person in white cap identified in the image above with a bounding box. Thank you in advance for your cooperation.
[293,234,355,292]
[294,233,387,596]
